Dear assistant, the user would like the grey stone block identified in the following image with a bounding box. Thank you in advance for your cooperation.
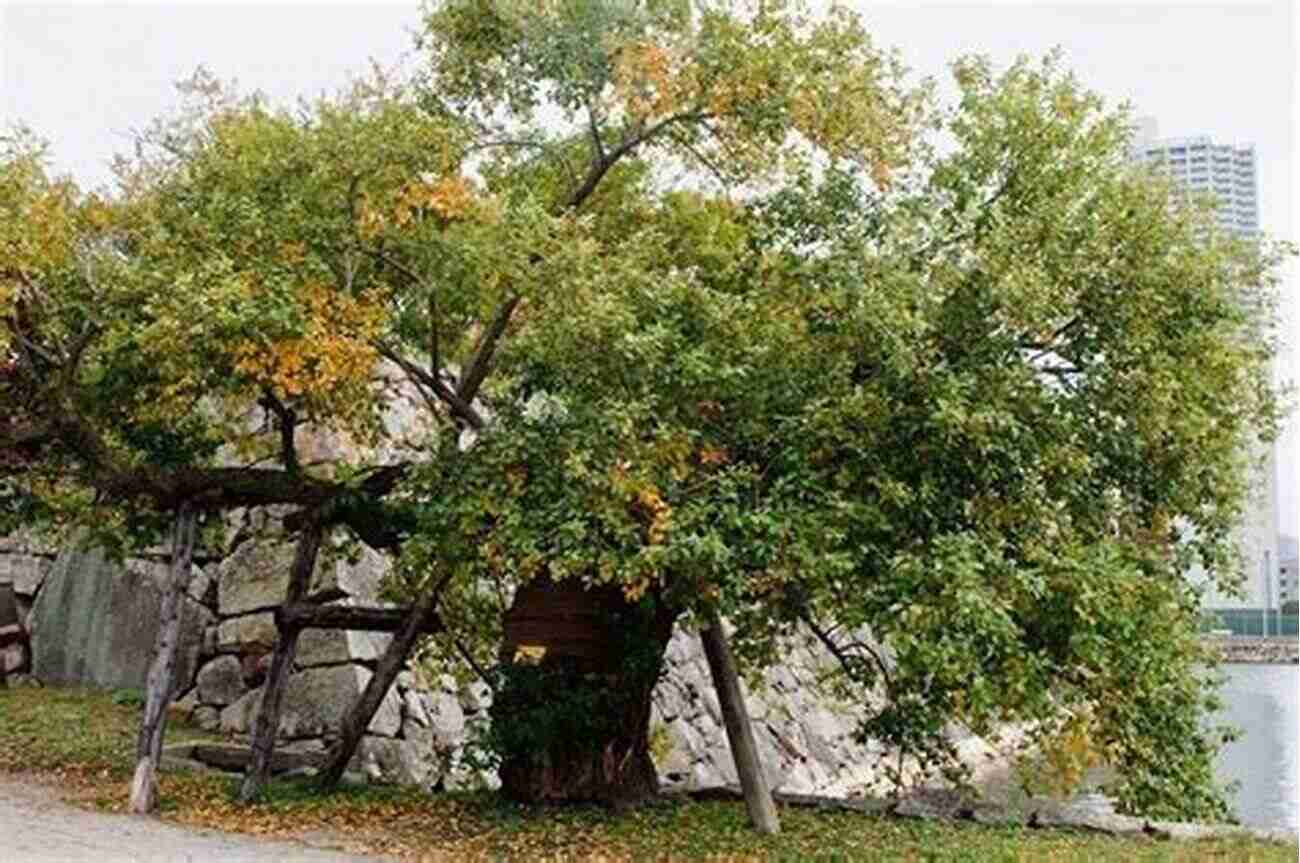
[219,664,402,740]
[0,554,52,597]
[358,735,436,787]
[297,627,391,666]
[218,541,389,618]
[427,691,465,748]
[29,547,210,693]
[196,655,247,706]
[217,613,277,650]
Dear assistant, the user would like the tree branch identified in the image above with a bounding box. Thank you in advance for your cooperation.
[257,388,299,475]
[456,294,519,405]
[564,109,711,211]
[801,612,892,691]
[374,339,484,431]
[584,93,606,163]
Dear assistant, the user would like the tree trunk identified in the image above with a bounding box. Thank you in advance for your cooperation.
[318,585,443,790]
[494,579,678,808]
[700,612,780,834]
[237,521,324,803]
[129,504,198,815]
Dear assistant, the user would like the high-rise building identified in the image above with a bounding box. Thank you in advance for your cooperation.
[1131,117,1260,239]
[1129,118,1279,618]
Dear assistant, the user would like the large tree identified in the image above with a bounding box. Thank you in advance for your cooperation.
[388,7,1288,819]
[3,0,1289,821]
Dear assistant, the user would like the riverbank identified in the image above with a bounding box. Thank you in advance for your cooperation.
[1204,636,1299,664]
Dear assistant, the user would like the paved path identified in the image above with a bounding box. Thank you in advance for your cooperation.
[0,778,388,862]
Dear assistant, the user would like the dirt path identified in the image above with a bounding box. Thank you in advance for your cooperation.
[0,778,389,862]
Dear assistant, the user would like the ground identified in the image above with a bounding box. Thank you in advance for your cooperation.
[0,777,382,862]
[0,685,1295,861]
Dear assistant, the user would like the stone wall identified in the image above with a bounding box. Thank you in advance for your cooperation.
[6,532,951,796]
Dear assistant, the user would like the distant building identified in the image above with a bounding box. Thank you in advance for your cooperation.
[1129,118,1279,616]
[1130,118,1260,238]
[1280,536,1298,607]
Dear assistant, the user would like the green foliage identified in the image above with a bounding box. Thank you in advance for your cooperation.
[109,688,146,708]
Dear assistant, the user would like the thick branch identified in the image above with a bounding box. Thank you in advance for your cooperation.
[584,93,606,162]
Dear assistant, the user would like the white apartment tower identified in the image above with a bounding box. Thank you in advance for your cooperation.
[1131,118,1261,238]
[1130,118,1279,615]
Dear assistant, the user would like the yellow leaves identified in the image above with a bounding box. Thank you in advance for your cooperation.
[232,281,384,399]
[394,174,477,228]
[512,644,548,664]
[634,486,671,546]
[706,60,775,119]
[1026,709,1104,798]
[277,240,307,265]
[0,279,14,325]
[79,194,115,231]
[356,197,387,240]
[789,66,904,181]
[611,39,688,121]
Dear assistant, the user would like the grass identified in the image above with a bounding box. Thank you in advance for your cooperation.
[1,684,1295,861]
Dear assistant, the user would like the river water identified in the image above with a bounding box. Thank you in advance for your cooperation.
[1215,663,1298,830]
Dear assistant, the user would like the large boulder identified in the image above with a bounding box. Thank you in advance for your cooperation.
[195,655,248,706]
[356,734,439,787]
[218,663,402,739]
[217,542,388,617]
[216,540,392,665]
[29,546,212,692]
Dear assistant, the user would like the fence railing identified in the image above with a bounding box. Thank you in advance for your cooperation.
[1202,608,1299,637]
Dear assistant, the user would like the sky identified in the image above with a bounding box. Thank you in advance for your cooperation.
[2,0,1297,541]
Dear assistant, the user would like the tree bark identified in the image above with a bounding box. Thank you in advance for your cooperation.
[317,585,444,790]
[237,521,324,803]
[494,579,678,808]
[700,611,780,835]
[129,503,198,815]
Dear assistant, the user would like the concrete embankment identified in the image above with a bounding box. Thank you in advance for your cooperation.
[1204,636,1299,665]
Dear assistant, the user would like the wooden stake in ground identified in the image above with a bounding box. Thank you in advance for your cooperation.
[130,503,199,815]
[318,583,444,789]
[238,520,325,802]
[700,611,780,835]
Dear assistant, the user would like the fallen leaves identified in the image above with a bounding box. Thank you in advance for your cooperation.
[0,686,1294,861]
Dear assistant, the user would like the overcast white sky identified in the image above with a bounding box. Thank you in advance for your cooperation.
[2,0,1297,538]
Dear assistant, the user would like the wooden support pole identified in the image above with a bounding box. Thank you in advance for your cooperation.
[238,521,324,803]
[278,602,443,633]
[700,611,780,835]
[130,503,198,815]
[318,586,443,790]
